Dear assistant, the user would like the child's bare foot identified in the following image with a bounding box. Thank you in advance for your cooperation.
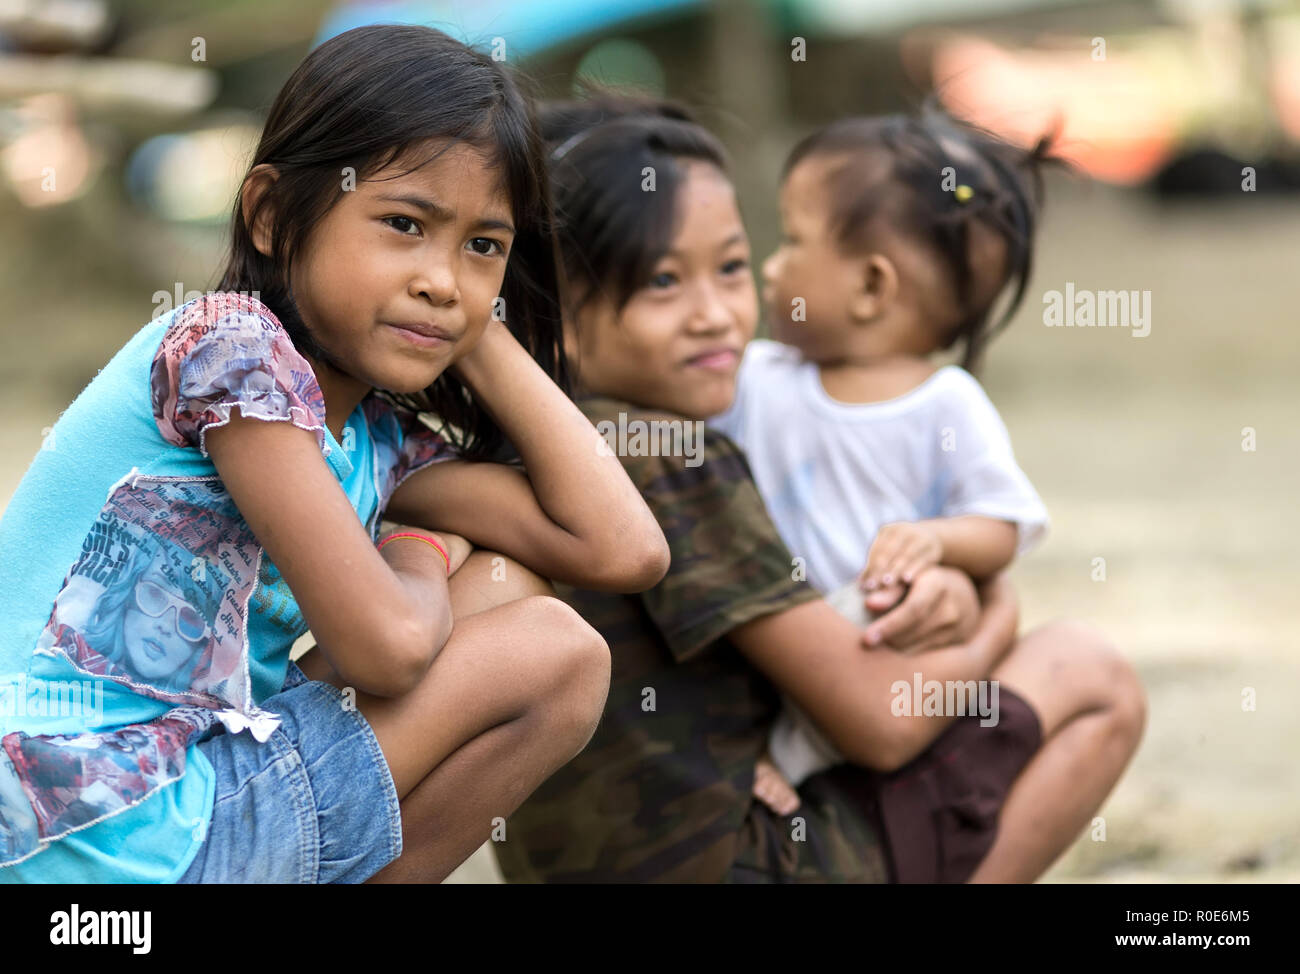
[752,754,801,816]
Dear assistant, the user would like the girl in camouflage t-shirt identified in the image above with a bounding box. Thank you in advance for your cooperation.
[495,97,1145,883]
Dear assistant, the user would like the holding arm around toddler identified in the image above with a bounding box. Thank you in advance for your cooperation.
[733,567,1018,771]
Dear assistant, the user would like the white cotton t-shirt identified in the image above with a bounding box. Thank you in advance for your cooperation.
[710,339,1049,595]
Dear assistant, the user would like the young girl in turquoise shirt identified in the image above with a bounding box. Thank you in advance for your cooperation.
[0,25,668,883]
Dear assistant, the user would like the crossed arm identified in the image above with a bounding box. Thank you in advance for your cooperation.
[384,322,669,591]
[208,322,668,699]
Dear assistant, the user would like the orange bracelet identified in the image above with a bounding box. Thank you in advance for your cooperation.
[377,531,450,574]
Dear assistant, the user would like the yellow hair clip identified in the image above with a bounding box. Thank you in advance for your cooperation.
[954,184,974,203]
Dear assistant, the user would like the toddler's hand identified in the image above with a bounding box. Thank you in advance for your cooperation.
[860,521,942,591]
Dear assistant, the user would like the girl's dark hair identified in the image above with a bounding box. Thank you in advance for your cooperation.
[538,92,731,321]
[784,105,1062,371]
[217,24,566,460]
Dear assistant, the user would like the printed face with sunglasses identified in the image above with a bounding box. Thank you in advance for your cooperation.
[119,549,210,685]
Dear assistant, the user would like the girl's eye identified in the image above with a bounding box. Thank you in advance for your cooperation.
[721,258,749,275]
[648,271,678,289]
[469,237,505,257]
[385,216,420,235]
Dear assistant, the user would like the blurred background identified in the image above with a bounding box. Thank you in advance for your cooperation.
[1,0,1296,883]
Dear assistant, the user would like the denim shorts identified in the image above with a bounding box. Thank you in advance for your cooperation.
[176,661,403,883]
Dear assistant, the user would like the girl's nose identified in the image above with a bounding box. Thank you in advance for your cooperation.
[411,260,459,305]
[686,282,734,334]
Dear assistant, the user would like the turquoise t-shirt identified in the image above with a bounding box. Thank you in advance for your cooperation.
[0,293,453,882]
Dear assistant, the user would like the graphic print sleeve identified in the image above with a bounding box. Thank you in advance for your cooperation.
[150,293,328,459]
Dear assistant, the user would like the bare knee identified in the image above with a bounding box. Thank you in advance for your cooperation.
[515,596,611,756]
[999,619,1146,744]
[1044,619,1146,744]
[449,550,555,621]
[472,550,553,594]
[1101,648,1146,752]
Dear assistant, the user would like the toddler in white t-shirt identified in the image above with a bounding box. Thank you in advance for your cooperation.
[711,109,1059,815]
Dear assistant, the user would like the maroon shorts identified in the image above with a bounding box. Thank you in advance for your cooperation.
[838,685,1043,882]
[727,686,1043,884]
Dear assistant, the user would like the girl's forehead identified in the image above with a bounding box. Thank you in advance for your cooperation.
[359,149,514,226]
[371,141,508,193]
[675,163,741,221]
[678,157,730,188]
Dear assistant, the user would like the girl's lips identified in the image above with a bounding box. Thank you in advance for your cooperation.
[385,323,451,348]
[685,349,740,372]
[143,638,167,661]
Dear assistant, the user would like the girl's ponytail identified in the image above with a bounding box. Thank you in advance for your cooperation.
[936,111,1064,371]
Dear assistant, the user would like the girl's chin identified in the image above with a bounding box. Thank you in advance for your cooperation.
[373,362,450,395]
[672,387,736,421]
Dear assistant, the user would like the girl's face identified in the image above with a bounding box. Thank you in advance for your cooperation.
[570,160,757,420]
[290,141,516,396]
[120,551,206,684]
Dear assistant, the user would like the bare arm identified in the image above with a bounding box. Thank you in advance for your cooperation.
[729,572,1018,772]
[207,409,451,698]
[385,321,670,592]
[927,516,1018,579]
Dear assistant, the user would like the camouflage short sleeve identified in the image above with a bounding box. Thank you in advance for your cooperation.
[589,398,821,661]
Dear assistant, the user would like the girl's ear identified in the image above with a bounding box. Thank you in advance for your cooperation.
[849,253,899,323]
[240,164,280,258]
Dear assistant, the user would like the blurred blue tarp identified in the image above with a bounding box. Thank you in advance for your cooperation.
[314,0,703,58]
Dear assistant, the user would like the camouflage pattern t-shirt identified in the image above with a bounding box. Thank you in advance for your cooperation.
[494,397,878,882]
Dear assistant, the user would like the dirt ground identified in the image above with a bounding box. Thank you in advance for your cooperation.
[3,174,1296,882]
